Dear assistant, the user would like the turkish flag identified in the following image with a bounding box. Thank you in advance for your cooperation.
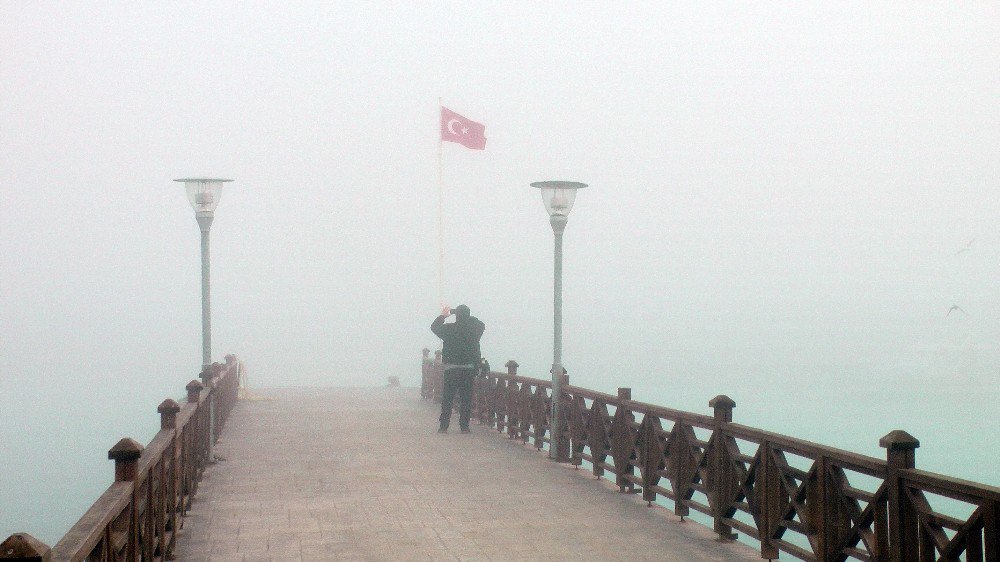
[441,107,486,150]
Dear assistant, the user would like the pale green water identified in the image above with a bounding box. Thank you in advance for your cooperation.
[633,363,998,486]
[1,361,996,547]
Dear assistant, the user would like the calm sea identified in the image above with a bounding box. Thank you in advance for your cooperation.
[1,361,996,547]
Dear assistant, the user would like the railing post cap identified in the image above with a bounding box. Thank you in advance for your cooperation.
[224,354,236,364]
[505,360,519,368]
[186,379,205,392]
[879,430,920,451]
[709,395,736,409]
[422,348,430,355]
[108,438,144,461]
[1,533,51,560]
[157,398,181,414]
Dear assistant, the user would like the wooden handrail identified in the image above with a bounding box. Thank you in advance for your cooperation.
[2,354,244,562]
[423,352,1000,562]
[900,468,1000,503]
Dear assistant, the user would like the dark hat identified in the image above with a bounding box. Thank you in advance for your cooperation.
[453,304,471,317]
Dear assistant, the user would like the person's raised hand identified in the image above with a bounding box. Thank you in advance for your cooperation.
[441,305,451,317]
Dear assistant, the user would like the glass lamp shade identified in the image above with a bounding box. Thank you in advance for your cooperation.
[174,178,233,214]
[531,181,587,217]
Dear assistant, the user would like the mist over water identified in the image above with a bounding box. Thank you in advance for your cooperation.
[2,2,998,546]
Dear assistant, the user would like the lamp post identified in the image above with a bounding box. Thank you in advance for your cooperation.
[531,180,587,461]
[174,178,233,369]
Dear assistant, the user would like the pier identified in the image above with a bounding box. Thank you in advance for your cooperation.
[2,353,998,561]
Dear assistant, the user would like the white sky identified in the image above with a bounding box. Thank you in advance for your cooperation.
[2,2,999,389]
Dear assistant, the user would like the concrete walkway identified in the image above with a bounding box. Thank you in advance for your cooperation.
[173,388,758,561]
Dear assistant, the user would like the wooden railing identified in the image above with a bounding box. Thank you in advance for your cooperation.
[1,355,243,562]
[420,348,444,400]
[422,353,999,562]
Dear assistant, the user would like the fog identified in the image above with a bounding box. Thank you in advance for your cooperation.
[2,1,999,539]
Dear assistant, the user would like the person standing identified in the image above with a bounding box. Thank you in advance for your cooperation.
[431,304,485,433]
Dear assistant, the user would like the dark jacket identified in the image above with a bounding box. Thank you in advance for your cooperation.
[431,313,485,366]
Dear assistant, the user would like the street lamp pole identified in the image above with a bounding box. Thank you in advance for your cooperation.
[532,181,586,461]
[175,178,232,465]
[551,212,565,394]
[174,178,233,370]
[551,214,566,461]
[197,212,213,368]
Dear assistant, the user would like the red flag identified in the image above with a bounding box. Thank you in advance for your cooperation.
[441,106,486,150]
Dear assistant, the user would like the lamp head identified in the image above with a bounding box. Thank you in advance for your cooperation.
[531,181,587,217]
[174,178,233,214]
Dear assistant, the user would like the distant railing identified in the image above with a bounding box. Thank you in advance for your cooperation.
[1,355,243,562]
[421,352,999,562]
[420,348,444,400]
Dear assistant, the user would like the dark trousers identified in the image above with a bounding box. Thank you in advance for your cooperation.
[439,368,475,429]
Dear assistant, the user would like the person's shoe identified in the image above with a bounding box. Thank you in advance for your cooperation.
[437,427,448,434]
[460,427,471,434]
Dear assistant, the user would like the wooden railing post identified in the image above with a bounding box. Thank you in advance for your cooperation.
[109,438,143,562]
[708,395,737,540]
[157,398,180,558]
[709,394,734,423]
[186,379,204,404]
[611,387,635,492]
[880,430,919,562]
[199,365,218,463]
[503,361,518,434]
[158,398,180,430]
[0,534,51,561]
[109,438,143,482]
[199,365,215,385]
[185,379,206,486]
[506,379,520,439]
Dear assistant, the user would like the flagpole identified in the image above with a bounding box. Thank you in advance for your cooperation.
[437,98,444,307]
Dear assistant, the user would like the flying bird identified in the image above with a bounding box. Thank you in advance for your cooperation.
[946,305,967,317]
[954,238,975,256]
